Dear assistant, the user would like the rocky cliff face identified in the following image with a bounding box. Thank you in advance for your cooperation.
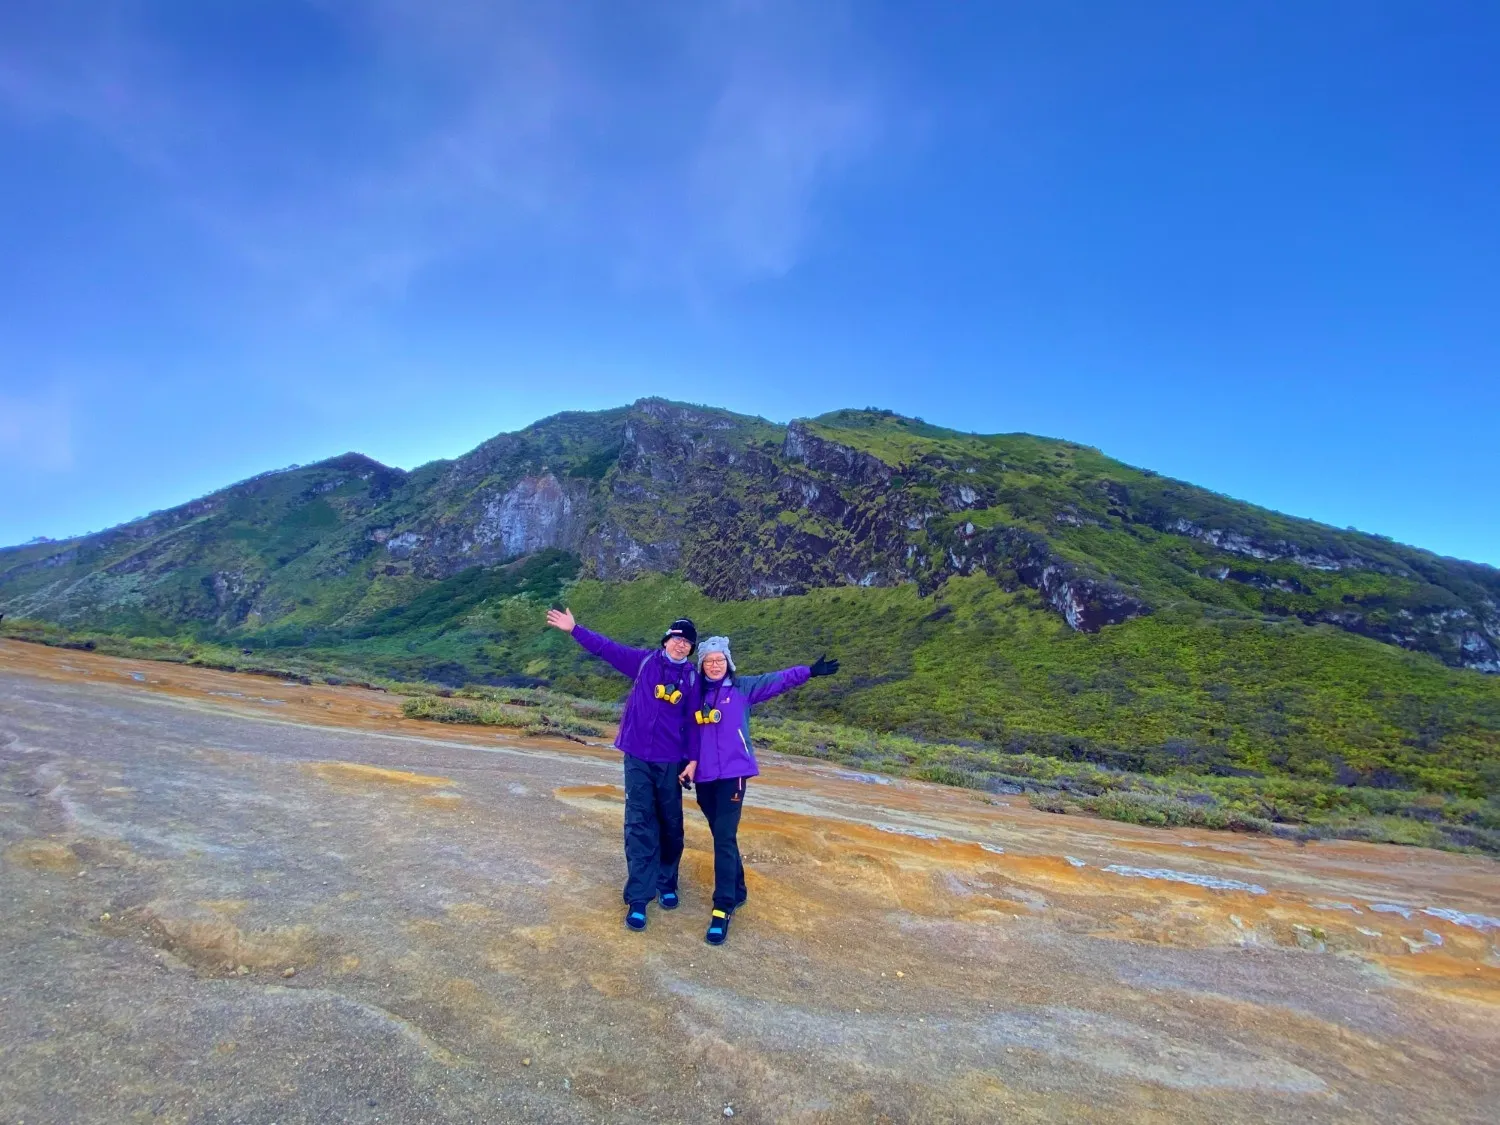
[1156,516,1500,672]
[386,473,591,578]
[569,411,1147,628]
[2,400,1496,672]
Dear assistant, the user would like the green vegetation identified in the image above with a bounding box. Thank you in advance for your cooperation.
[400,687,610,741]
[548,573,1500,796]
[0,616,409,691]
[748,717,1497,852]
[3,398,1497,856]
[805,408,1497,658]
[9,561,1500,854]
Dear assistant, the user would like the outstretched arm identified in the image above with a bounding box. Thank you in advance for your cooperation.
[741,666,812,705]
[546,607,654,679]
[742,654,839,705]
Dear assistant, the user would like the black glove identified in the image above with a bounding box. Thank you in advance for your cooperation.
[808,654,840,678]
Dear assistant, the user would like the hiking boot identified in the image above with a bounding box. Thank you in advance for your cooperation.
[705,909,731,945]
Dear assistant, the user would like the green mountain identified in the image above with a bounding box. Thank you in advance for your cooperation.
[4,398,1499,802]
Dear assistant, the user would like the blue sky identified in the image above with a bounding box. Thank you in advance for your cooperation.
[2,1,1497,564]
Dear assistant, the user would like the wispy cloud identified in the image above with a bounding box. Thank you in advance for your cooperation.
[0,386,74,471]
[0,0,887,306]
[684,52,877,280]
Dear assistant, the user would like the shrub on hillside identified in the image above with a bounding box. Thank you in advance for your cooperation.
[400,694,603,739]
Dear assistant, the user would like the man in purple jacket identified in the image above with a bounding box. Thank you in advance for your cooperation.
[546,607,698,931]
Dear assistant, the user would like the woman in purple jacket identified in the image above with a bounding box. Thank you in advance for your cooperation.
[678,636,839,945]
[547,607,699,931]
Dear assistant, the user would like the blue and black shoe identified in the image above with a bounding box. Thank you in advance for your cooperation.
[626,903,648,931]
[705,909,731,945]
[659,891,679,910]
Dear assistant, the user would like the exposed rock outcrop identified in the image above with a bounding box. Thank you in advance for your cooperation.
[782,421,893,488]
[445,474,589,566]
[1165,518,1381,573]
[1310,604,1500,674]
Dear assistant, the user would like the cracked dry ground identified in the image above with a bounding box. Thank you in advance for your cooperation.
[1,640,1497,1125]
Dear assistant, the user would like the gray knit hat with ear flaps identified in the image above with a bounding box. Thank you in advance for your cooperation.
[696,636,734,673]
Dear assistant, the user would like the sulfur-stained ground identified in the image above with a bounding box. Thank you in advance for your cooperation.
[1,639,1497,1124]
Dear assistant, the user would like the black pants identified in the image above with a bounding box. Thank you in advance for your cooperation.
[695,776,749,912]
[621,756,687,906]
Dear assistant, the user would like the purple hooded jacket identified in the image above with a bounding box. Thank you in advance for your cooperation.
[570,625,698,763]
[689,666,811,783]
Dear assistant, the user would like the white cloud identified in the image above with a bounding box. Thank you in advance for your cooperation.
[0,387,74,471]
[0,0,889,305]
[685,59,877,279]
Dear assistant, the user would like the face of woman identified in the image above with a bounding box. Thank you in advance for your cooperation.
[702,652,728,681]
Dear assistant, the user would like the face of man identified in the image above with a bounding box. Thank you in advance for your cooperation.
[663,636,692,662]
[702,652,728,681]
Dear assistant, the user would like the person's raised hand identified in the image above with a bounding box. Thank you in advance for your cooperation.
[546,607,576,633]
[808,654,840,678]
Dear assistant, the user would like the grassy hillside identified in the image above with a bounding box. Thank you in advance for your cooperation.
[9,400,1496,673]
[25,553,1488,796]
[9,564,1499,852]
[0,454,412,635]
[13,552,1497,798]
[805,409,1500,667]
[4,399,1498,851]
[552,576,1500,797]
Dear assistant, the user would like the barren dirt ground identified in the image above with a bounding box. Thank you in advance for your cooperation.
[1,639,1497,1125]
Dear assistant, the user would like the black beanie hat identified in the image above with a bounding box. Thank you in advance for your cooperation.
[662,618,697,649]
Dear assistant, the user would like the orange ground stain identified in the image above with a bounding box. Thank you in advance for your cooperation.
[6,637,1498,993]
[306,761,455,788]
